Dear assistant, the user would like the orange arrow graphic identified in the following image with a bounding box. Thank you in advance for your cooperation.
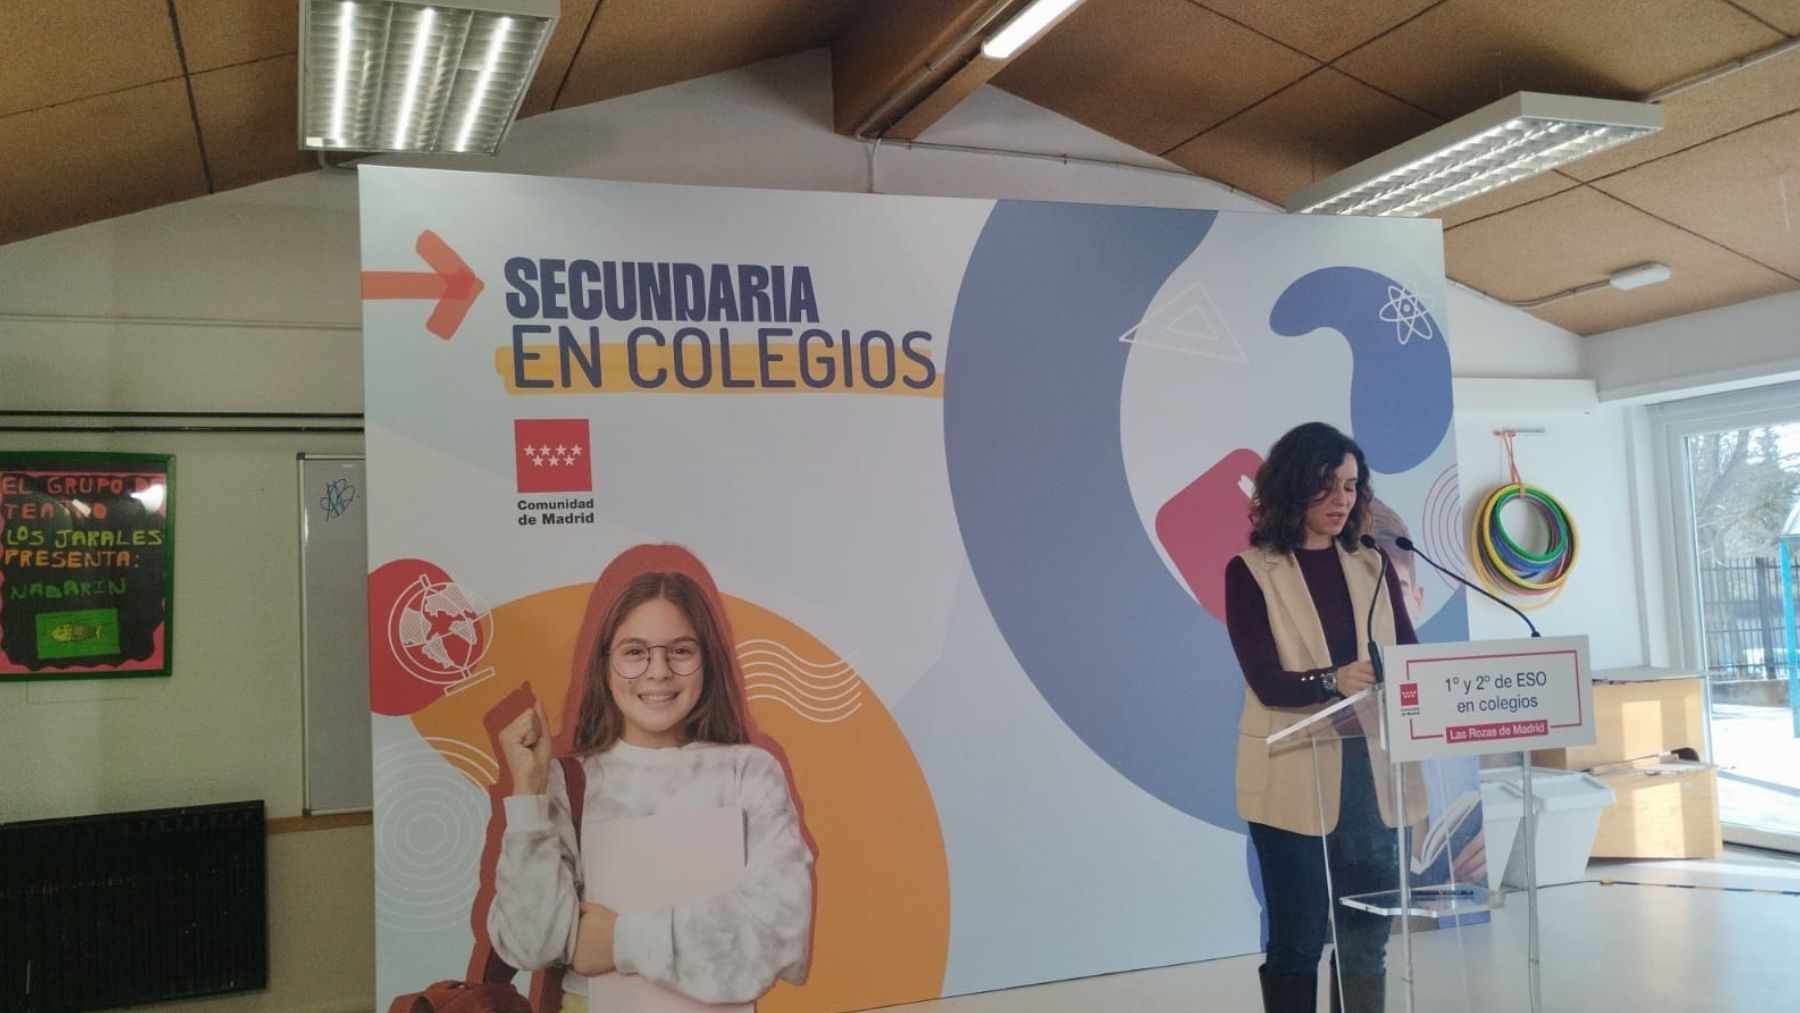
[362,229,484,340]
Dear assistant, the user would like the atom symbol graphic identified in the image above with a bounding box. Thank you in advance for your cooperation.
[1378,284,1436,345]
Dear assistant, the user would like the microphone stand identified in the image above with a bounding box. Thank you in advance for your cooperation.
[1358,534,1392,681]
[1395,535,1541,638]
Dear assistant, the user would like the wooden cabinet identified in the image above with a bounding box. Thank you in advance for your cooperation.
[1531,671,1706,770]
[1589,761,1722,859]
[1531,669,1721,860]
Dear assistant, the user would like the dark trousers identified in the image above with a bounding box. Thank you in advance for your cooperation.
[1248,738,1399,978]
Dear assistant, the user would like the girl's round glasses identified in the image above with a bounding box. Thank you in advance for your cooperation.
[608,640,702,679]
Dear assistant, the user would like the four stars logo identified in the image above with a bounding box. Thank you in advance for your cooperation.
[522,442,582,468]
[514,419,593,494]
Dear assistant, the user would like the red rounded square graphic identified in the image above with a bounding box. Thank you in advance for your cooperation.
[1156,447,1263,624]
[514,419,592,494]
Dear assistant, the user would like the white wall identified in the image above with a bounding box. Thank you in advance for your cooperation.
[0,47,1616,1011]
[1585,289,1800,404]
[1444,281,1587,378]
[1451,405,1647,667]
[0,177,362,414]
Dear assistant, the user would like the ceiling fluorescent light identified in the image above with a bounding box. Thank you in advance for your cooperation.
[1609,262,1671,290]
[299,0,557,155]
[391,6,437,150]
[1287,92,1663,217]
[982,0,1086,60]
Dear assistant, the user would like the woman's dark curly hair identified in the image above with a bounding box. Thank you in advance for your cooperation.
[1247,422,1372,553]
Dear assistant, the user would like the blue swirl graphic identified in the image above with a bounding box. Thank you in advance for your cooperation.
[944,201,1244,828]
[1269,267,1452,474]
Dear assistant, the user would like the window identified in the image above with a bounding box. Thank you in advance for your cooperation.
[1653,381,1800,851]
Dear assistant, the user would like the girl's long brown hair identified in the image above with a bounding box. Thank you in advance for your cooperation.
[568,547,750,754]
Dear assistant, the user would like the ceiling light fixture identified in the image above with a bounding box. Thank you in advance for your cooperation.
[1511,262,1674,308]
[299,0,557,155]
[1607,262,1672,291]
[1287,92,1663,217]
[981,0,1087,60]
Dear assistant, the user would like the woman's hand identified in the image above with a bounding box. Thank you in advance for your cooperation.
[497,699,553,797]
[1335,659,1377,695]
[571,902,618,976]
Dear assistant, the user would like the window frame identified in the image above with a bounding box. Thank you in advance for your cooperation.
[1648,379,1800,850]
[1649,380,1800,677]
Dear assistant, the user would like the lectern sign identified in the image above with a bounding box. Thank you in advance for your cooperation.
[1382,635,1592,761]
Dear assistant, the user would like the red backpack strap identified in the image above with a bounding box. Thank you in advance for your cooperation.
[387,988,438,1013]
[560,755,588,830]
[475,946,515,985]
[530,755,589,1013]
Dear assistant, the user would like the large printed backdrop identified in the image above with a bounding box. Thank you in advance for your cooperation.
[361,167,1469,1010]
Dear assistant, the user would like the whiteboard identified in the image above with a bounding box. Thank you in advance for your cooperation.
[299,455,371,814]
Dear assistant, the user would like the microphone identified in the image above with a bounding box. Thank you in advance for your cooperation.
[1395,535,1541,638]
[1358,534,1390,682]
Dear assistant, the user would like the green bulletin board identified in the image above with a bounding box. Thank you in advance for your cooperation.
[0,452,174,680]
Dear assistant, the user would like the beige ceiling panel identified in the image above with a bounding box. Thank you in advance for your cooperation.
[557,0,865,107]
[174,0,297,72]
[1164,68,1441,205]
[1431,170,1581,229]
[993,0,1317,156]
[0,1,182,118]
[1564,45,1800,182]
[1590,110,1800,279]
[192,55,316,192]
[1443,187,1796,334]
[1335,0,1784,120]
[833,0,995,135]
[1731,0,1800,34]
[1194,0,1437,63]
[0,81,208,245]
[520,0,602,117]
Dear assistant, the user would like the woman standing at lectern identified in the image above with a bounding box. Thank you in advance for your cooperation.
[1224,422,1425,1013]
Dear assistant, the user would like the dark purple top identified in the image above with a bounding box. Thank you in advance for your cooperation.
[1224,545,1418,707]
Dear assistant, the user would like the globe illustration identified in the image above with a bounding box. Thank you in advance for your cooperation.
[387,575,493,686]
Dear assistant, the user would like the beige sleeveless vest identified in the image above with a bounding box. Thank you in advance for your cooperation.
[1234,542,1427,834]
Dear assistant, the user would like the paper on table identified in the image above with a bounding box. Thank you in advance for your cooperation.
[579,806,750,1012]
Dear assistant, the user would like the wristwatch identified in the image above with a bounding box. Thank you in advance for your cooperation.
[1321,667,1339,697]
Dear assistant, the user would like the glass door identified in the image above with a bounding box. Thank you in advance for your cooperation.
[1683,422,1800,850]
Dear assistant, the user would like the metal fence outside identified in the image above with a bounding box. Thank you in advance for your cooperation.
[1699,553,1800,681]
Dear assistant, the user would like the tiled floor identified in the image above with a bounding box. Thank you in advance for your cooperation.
[886,848,1800,1012]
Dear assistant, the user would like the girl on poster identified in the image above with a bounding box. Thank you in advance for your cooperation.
[1225,423,1425,1013]
[485,544,814,1010]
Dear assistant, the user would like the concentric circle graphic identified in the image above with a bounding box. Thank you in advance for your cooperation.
[1421,463,1467,593]
[373,734,491,932]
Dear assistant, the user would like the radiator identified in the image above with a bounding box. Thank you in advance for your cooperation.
[1,800,268,1012]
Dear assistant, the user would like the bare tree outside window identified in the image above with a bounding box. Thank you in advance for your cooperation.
[1685,421,1800,846]
[1687,427,1800,569]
